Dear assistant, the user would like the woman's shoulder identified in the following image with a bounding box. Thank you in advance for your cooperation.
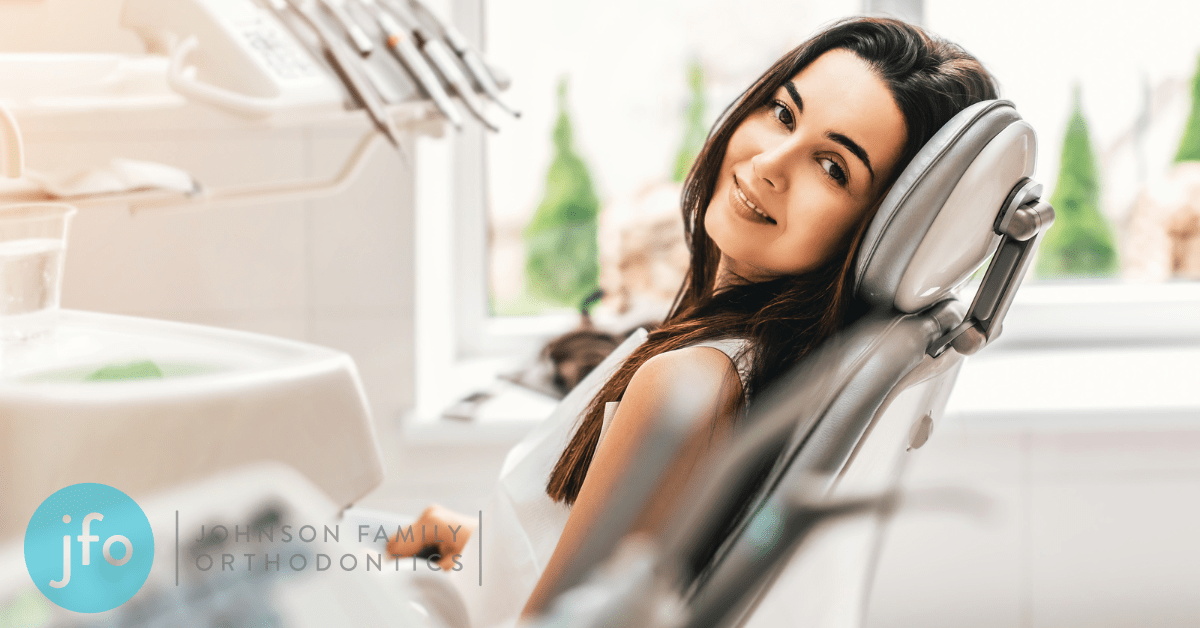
[641,344,742,381]
[624,345,745,419]
[659,338,753,396]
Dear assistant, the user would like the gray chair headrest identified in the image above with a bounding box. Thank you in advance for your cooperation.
[854,100,1036,313]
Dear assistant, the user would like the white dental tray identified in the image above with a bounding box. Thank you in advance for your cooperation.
[0,309,383,542]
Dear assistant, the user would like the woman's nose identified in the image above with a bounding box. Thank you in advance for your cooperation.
[749,138,796,194]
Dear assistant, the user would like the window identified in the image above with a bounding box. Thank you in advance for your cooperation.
[470,0,1200,344]
[415,0,1200,421]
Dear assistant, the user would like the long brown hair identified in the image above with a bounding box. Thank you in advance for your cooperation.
[547,17,998,505]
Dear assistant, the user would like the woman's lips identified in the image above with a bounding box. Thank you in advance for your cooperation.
[729,176,776,225]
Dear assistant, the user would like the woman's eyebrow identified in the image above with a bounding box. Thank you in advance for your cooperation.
[826,132,875,183]
[784,81,803,112]
[783,81,875,183]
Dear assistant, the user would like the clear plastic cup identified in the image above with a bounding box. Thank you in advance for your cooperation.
[0,203,77,339]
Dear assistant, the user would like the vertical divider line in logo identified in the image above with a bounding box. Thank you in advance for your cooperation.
[174,510,179,587]
[478,510,482,587]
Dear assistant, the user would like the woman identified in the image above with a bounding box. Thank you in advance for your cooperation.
[391,16,998,627]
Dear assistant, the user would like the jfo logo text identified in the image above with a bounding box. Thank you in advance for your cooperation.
[24,483,155,613]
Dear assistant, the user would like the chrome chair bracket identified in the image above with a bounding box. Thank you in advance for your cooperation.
[929,178,1056,358]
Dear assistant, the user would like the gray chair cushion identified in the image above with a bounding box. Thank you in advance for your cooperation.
[854,100,1033,312]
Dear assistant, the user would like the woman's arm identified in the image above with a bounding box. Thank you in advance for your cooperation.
[520,345,745,619]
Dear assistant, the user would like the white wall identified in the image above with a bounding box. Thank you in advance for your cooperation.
[0,0,142,54]
[867,422,1200,628]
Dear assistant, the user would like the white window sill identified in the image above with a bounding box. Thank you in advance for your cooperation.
[947,343,1200,430]
[985,280,1200,348]
[403,354,559,444]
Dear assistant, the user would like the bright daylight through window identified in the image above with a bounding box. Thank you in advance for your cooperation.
[479,0,1200,337]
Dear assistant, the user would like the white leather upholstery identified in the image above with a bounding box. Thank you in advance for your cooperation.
[895,120,1035,312]
[855,100,1035,313]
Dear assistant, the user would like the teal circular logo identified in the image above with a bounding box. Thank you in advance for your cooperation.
[24,483,154,613]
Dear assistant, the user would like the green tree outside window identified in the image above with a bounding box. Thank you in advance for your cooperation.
[523,79,601,309]
[1036,86,1119,278]
[1174,51,1200,163]
[673,60,708,182]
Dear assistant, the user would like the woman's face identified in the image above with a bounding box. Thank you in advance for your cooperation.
[705,48,907,284]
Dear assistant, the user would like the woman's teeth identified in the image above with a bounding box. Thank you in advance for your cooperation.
[736,185,774,223]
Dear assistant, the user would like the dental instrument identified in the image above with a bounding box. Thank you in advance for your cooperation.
[379,0,499,131]
[403,0,519,119]
[272,0,407,153]
[355,0,464,129]
[317,0,376,57]
[285,0,407,104]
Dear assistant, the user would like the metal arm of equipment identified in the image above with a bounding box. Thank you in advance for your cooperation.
[127,128,387,214]
[929,178,1056,357]
[9,129,391,214]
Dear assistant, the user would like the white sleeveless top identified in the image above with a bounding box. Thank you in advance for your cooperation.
[452,331,752,628]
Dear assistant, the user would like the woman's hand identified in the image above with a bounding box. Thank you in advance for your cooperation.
[386,504,476,571]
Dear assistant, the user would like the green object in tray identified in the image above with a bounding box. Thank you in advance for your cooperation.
[85,360,165,381]
[17,360,220,383]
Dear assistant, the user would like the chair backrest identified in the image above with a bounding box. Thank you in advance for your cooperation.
[669,99,1054,628]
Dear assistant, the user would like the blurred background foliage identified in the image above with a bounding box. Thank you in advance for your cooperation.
[673,61,708,183]
[1174,52,1200,164]
[1037,86,1120,278]
[520,79,602,312]
[516,51,1200,304]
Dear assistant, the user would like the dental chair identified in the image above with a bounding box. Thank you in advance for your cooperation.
[527,99,1055,628]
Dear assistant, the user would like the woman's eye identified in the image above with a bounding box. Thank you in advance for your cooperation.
[820,158,848,186]
[771,101,794,128]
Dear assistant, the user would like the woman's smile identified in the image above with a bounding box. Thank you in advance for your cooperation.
[730,175,776,225]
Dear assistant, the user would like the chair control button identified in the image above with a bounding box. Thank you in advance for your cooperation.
[908,413,934,451]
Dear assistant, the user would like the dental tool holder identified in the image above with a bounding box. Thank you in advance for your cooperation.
[0,0,515,210]
[929,178,1056,357]
[120,0,511,130]
[121,0,415,122]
